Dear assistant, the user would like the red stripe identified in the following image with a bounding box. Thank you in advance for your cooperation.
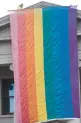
[17,12,30,123]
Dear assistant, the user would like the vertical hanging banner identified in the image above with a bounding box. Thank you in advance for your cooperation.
[10,7,80,123]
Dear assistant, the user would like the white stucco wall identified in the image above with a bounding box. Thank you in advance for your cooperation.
[0,26,10,38]
[0,41,12,64]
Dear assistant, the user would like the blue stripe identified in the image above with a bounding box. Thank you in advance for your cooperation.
[51,8,65,118]
[43,7,74,119]
[60,7,74,117]
[43,7,65,119]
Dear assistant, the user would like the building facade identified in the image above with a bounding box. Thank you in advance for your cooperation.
[0,1,80,123]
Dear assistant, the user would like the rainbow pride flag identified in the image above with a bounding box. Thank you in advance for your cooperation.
[10,7,80,123]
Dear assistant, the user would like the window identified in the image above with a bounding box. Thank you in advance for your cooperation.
[2,79,14,115]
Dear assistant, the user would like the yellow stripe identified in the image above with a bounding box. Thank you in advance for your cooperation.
[34,8,47,121]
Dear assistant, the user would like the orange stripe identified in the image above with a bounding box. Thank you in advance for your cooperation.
[25,10,38,123]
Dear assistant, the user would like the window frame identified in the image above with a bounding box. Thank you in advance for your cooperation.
[1,78,14,115]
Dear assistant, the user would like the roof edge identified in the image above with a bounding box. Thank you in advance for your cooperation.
[0,1,81,27]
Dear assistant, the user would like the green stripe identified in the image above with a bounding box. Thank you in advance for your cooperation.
[43,8,56,119]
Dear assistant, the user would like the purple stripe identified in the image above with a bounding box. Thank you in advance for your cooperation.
[69,8,80,118]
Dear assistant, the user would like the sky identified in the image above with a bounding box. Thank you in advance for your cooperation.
[0,0,81,17]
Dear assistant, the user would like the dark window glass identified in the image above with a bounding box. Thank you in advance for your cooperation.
[2,79,14,114]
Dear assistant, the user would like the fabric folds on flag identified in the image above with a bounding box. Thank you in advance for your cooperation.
[10,7,80,123]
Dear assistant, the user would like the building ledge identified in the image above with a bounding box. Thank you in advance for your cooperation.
[0,31,81,42]
[0,115,14,118]
[0,36,11,41]
[0,15,10,27]
[77,31,81,36]
[77,10,81,19]
[0,54,12,64]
